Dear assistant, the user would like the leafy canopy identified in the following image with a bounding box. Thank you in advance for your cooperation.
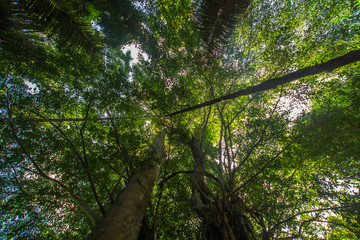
[1,0,360,239]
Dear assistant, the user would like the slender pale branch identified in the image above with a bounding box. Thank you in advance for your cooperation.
[12,132,99,225]
[199,105,212,148]
[29,111,85,165]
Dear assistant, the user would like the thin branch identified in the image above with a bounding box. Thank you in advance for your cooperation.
[247,207,268,237]
[314,220,358,235]
[233,130,265,173]
[199,105,212,148]
[159,170,193,186]
[91,172,115,205]
[218,107,224,177]
[298,213,320,234]
[224,126,232,176]
[216,103,230,177]
[80,99,106,215]
[269,202,360,234]
[169,50,360,116]
[86,142,122,175]
[10,164,29,195]
[228,133,302,197]
[227,96,255,127]
[105,106,129,160]
[30,110,85,166]
[232,144,241,161]
[11,130,99,225]
[230,90,283,184]
[1,76,9,89]
[80,98,93,168]
[0,115,152,123]
[109,162,130,197]
[26,109,105,219]
[226,118,235,166]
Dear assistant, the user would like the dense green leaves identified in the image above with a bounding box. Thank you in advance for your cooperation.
[1,0,360,239]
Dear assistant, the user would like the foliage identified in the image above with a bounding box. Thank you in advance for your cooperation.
[1,0,360,239]
[0,0,102,55]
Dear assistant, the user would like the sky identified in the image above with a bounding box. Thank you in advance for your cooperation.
[121,44,149,67]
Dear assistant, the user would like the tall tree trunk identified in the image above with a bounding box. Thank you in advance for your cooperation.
[86,131,166,240]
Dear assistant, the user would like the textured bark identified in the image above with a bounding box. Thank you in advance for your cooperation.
[86,131,166,240]
[189,138,256,240]
[198,203,256,240]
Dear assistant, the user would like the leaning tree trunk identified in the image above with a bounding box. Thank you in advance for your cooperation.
[86,131,166,240]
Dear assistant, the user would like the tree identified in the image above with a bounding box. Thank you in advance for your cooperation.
[1,0,360,239]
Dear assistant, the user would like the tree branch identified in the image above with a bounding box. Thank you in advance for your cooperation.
[159,170,193,186]
[228,133,302,197]
[269,202,360,234]
[11,131,100,225]
[10,164,29,195]
[314,220,358,235]
[105,106,131,168]
[29,110,85,166]
[5,93,99,223]
[227,96,255,127]
[228,101,339,196]
[0,115,152,123]
[80,99,106,215]
[169,50,360,117]
[230,90,283,186]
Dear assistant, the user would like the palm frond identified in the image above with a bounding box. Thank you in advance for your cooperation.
[16,0,102,55]
[0,0,13,33]
[197,0,250,56]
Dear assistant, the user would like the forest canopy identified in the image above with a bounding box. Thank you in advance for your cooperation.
[1,0,360,239]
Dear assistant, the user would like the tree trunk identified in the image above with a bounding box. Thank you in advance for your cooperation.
[189,137,256,240]
[199,204,256,240]
[86,131,166,240]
